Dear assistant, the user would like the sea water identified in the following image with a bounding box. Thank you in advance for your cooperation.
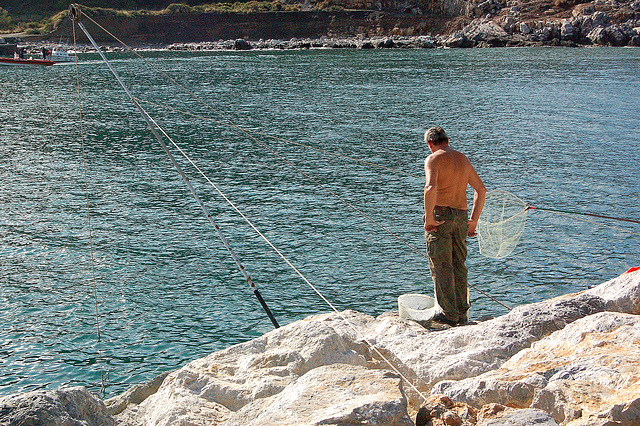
[1,47,639,397]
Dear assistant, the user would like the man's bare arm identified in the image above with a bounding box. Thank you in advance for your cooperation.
[424,156,444,232]
[467,165,486,237]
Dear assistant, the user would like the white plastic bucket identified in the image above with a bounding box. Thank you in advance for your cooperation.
[398,293,436,323]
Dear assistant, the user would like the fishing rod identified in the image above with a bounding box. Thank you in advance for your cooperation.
[66,11,438,405]
[69,4,279,329]
[63,11,513,312]
[526,206,640,225]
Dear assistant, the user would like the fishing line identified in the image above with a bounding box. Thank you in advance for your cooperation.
[527,207,640,237]
[72,8,281,330]
[72,20,106,395]
[69,4,436,404]
[71,5,510,310]
[528,206,640,226]
[68,3,636,404]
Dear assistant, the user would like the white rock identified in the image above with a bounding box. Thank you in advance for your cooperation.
[105,371,169,415]
[227,364,413,425]
[368,286,613,400]
[0,386,116,426]
[433,311,640,425]
[117,384,232,426]
[477,405,559,425]
[116,271,640,425]
[585,269,640,314]
[463,21,510,40]
[120,311,376,425]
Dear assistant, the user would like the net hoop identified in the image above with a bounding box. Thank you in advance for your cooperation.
[476,190,528,259]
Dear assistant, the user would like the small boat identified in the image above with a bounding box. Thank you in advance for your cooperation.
[0,57,55,66]
[44,48,72,63]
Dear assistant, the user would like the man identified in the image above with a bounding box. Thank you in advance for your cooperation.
[423,126,486,326]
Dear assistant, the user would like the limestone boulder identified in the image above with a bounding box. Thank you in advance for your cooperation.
[105,371,169,415]
[476,404,559,425]
[463,20,510,42]
[0,386,116,426]
[415,394,479,425]
[442,31,474,47]
[584,269,640,314]
[115,384,232,426]
[414,396,560,425]
[226,364,413,425]
[116,270,640,425]
[433,311,640,425]
[118,311,377,425]
[367,289,610,400]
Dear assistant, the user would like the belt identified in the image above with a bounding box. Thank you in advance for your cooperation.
[434,205,467,213]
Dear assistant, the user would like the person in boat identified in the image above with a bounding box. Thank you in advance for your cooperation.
[42,47,47,60]
[423,126,486,326]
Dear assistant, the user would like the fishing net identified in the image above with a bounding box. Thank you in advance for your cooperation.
[476,190,528,259]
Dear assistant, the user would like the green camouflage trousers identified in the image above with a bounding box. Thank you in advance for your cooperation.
[425,206,469,321]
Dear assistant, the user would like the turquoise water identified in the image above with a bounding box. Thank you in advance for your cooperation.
[1,47,639,397]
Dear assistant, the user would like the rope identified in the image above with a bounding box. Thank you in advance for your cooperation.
[70,4,434,403]
[138,100,424,179]
[73,6,509,311]
[72,20,106,395]
[529,206,640,226]
[528,207,640,237]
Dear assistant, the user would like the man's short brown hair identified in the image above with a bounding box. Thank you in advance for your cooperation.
[425,127,449,145]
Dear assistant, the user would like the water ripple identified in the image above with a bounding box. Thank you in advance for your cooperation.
[1,47,638,397]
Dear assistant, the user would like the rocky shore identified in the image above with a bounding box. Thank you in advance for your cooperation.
[1,269,639,425]
[12,0,637,50]
[161,0,640,51]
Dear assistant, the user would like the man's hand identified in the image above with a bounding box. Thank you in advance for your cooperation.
[424,216,444,232]
[468,219,478,237]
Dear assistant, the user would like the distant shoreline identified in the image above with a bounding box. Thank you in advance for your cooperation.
[11,33,630,57]
[4,0,636,51]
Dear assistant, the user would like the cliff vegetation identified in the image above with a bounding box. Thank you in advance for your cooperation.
[1,0,639,46]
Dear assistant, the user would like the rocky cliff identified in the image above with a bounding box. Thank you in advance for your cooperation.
[34,0,640,47]
[1,269,639,425]
[42,9,447,44]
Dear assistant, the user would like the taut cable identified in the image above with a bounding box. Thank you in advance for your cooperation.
[72,17,106,395]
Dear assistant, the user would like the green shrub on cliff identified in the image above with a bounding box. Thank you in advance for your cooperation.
[0,7,11,30]
[42,10,67,33]
[195,1,303,13]
[163,3,195,13]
